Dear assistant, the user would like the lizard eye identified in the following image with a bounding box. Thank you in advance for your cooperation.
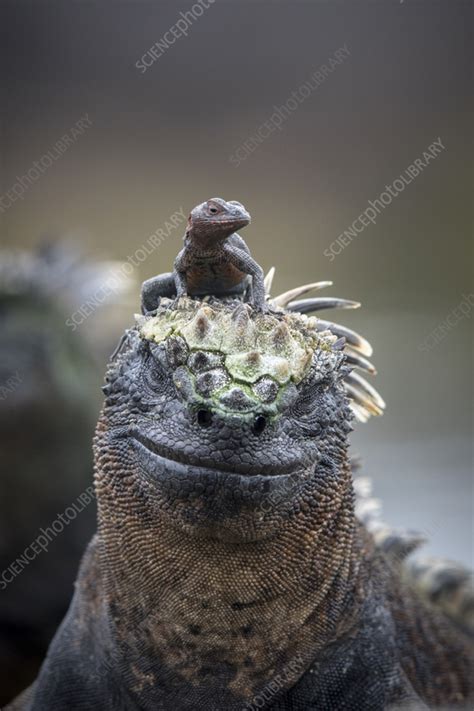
[208,206,218,214]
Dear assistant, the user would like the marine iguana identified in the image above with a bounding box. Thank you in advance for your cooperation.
[141,198,268,313]
[11,279,473,710]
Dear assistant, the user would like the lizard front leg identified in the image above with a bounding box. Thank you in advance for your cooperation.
[173,269,188,298]
[141,272,176,314]
[173,250,189,299]
[223,245,268,312]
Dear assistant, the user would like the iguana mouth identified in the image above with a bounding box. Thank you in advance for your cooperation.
[130,431,302,478]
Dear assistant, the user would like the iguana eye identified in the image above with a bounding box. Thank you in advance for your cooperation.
[209,206,218,214]
[141,343,173,396]
[196,408,213,427]
[288,377,330,434]
[292,383,320,418]
[252,415,267,435]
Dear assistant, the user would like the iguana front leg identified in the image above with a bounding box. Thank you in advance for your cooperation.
[223,244,268,311]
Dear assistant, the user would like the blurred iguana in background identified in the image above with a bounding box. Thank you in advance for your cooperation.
[0,243,135,705]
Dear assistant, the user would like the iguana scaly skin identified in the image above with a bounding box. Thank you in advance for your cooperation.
[141,198,268,313]
[15,295,473,710]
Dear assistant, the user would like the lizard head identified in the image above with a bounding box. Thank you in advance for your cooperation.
[186,198,251,245]
[95,297,362,543]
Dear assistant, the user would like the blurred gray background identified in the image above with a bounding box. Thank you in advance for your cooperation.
[1,0,472,573]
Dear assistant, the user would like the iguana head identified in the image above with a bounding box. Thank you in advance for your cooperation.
[97,297,359,542]
[186,197,251,245]
[94,286,384,705]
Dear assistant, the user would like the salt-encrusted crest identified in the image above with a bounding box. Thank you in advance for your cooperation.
[136,267,385,422]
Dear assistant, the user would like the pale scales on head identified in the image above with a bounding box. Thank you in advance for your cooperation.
[137,268,385,423]
[137,297,341,417]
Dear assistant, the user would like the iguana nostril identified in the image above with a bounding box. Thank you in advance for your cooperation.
[196,408,213,427]
[252,415,267,434]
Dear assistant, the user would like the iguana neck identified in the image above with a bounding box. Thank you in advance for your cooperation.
[94,446,368,704]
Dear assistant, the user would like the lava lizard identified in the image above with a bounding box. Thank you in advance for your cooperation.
[141,197,268,313]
